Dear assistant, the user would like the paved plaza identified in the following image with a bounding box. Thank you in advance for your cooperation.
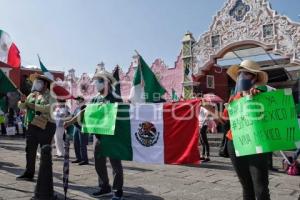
[0,137,299,200]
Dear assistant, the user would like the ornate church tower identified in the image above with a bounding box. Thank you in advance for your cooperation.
[95,61,105,74]
[181,31,196,99]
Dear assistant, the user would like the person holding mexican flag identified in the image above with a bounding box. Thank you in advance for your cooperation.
[64,70,124,200]
[17,74,56,181]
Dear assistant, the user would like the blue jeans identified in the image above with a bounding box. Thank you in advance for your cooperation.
[73,128,89,162]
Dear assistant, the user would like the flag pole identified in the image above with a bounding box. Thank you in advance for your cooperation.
[134,49,140,56]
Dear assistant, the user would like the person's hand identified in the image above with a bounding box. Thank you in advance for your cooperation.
[63,121,70,129]
[249,88,261,96]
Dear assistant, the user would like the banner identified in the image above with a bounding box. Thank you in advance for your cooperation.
[82,103,118,135]
[228,89,300,156]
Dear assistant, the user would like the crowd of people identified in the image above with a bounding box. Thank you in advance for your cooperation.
[0,60,299,200]
[0,107,25,136]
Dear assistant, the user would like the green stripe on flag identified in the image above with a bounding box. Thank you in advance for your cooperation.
[0,69,17,94]
[133,64,142,85]
[38,55,49,73]
[140,56,166,102]
[82,103,118,135]
[172,88,179,101]
[99,104,133,160]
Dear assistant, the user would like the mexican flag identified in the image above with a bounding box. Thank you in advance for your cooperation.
[113,65,121,97]
[38,55,54,80]
[129,55,166,103]
[82,99,201,164]
[0,69,18,94]
[172,88,179,101]
[0,30,21,68]
[37,55,73,99]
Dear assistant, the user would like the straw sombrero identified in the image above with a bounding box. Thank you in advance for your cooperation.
[29,73,53,84]
[93,70,116,84]
[227,60,268,86]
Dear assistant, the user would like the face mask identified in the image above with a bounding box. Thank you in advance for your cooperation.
[32,80,44,92]
[95,81,105,92]
[235,78,255,94]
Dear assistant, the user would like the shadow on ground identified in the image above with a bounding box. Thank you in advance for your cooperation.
[0,161,24,176]
[184,161,234,171]
[54,181,164,200]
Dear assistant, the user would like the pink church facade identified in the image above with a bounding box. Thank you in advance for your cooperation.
[117,53,184,100]
[65,53,184,102]
[64,53,184,111]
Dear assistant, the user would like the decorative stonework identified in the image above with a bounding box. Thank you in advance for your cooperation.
[192,0,300,76]
[263,24,274,38]
[229,0,250,21]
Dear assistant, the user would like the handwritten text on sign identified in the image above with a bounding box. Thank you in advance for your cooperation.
[228,89,300,157]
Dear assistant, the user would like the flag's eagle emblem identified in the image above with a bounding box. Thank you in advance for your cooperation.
[135,121,159,147]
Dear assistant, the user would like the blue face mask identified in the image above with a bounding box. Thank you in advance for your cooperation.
[234,78,254,94]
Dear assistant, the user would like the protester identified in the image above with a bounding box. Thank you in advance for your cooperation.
[16,74,56,181]
[224,60,271,200]
[72,96,89,165]
[54,99,70,157]
[64,70,124,200]
[6,108,16,127]
[4,108,18,135]
[199,105,211,162]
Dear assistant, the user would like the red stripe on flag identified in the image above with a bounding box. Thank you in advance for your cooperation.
[7,43,21,69]
[163,99,201,164]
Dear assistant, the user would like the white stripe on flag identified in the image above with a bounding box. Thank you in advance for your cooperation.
[129,84,145,103]
[0,31,13,63]
[130,103,164,164]
[44,71,54,81]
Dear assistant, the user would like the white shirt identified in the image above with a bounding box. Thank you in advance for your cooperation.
[199,107,209,127]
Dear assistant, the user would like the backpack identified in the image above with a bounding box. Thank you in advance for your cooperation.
[287,161,299,176]
[282,157,299,176]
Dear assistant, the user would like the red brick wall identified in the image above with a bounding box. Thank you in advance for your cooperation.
[194,65,230,102]
[0,61,64,91]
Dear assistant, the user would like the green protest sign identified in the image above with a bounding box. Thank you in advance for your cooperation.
[228,89,300,157]
[82,103,118,135]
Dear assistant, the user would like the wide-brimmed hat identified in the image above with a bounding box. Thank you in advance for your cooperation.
[51,82,75,100]
[29,73,53,84]
[227,60,268,85]
[93,70,116,84]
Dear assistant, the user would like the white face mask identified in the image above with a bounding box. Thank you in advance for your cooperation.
[32,80,45,92]
[95,81,105,92]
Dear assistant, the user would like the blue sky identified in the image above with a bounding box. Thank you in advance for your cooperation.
[1,0,300,76]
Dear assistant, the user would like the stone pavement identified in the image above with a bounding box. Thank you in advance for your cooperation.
[0,136,299,200]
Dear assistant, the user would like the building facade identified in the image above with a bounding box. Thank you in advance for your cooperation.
[183,0,300,102]
[66,0,300,105]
